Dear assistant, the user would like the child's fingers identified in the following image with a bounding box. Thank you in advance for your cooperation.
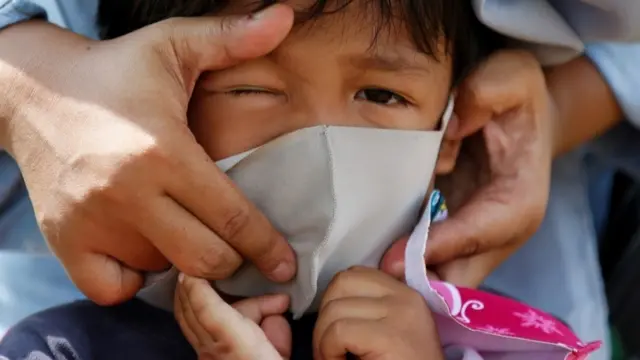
[176,276,217,346]
[179,273,227,314]
[179,273,245,337]
[178,274,290,360]
[317,319,385,360]
[174,291,201,349]
[261,315,292,359]
[230,294,292,358]
[231,294,290,323]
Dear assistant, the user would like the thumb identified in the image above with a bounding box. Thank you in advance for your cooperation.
[380,237,444,281]
[435,257,484,288]
[425,192,517,265]
[435,244,517,288]
[379,236,409,279]
[67,252,144,305]
[154,4,294,76]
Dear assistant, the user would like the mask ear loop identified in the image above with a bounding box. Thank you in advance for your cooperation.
[404,94,456,316]
[439,94,455,134]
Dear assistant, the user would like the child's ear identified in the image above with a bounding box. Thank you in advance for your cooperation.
[436,138,461,175]
[435,110,461,175]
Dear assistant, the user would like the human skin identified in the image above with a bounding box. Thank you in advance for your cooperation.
[382,52,623,288]
[0,5,298,305]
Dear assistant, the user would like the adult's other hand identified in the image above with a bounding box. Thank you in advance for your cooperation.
[382,50,555,287]
[0,5,296,305]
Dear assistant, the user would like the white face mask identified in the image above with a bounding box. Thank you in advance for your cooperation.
[139,97,454,317]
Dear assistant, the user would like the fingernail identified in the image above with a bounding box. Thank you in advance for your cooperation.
[269,261,295,282]
[178,272,185,283]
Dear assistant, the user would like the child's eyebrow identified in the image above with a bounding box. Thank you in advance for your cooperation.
[345,53,432,74]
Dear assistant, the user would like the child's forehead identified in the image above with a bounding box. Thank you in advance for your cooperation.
[216,0,450,80]
[223,0,430,48]
[223,0,446,57]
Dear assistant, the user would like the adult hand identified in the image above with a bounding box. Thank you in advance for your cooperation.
[175,274,291,360]
[381,51,555,287]
[0,5,296,304]
[313,267,443,360]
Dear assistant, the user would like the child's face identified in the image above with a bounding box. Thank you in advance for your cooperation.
[189,0,453,163]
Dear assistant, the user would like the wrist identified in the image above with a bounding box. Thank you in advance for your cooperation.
[0,20,92,151]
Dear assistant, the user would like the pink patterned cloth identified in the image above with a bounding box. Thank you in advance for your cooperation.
[405,193,601,360]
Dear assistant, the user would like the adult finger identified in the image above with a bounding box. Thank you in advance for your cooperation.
[138,195,243,280]
[90,229,169,272]
[151,4,294,87]
[379,237,409,279]
[261,316,292,359]
[424,188,520,265]
[435,245,517,288]
[379,238,447,281]
[167,142,296,282]
[316,319,387,360]
[426,129,546,265]
[451,51,544,139]
[63,251,143,305]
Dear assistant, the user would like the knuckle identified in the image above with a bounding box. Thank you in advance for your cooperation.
[330,269,354,287]
[325,320,346,340]
[146,19,189,88]
[218,15,237,35]
[218,205,252,243]
[324,271,351,297]
[320,298,340,317]
[186,245,238,279]
[152,18,188,50]
[460,236,481,257]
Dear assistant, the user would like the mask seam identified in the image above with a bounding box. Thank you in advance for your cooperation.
[303,126,339,310]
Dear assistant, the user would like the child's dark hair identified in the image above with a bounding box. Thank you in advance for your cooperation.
[98,0,505,85]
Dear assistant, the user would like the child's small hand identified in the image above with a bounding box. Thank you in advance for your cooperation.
[174,274,291,360]
[313,266,444,360]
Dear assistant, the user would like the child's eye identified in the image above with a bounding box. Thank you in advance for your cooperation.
[355,88,410,106]
[227,87,279,96]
